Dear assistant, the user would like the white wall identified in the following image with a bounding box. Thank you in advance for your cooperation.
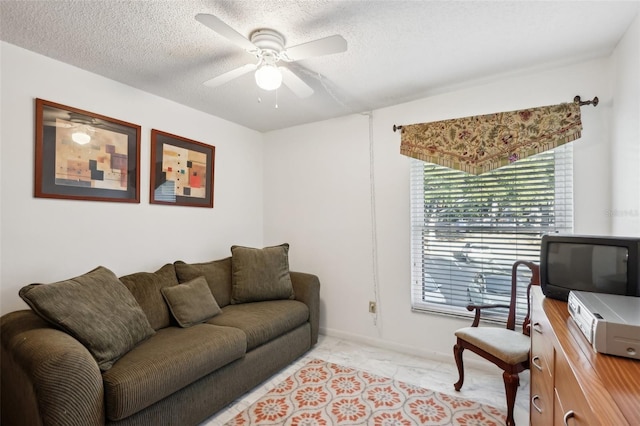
[0,42,265,314]
[611,14,640,237]
[264,55,624,361]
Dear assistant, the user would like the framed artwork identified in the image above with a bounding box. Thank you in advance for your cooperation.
[35,98,141,203]
[150,129,215,208]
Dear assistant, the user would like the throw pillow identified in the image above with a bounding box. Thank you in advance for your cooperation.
[161,276,221,327]
[19,266,155,371]
[119,264,179,330]
[174,257,232,307]
[230,243,295,304]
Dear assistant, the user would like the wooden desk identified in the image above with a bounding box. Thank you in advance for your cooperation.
[529,287,640,426]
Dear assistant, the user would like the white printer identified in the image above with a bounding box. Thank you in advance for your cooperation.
[567,290,640,360]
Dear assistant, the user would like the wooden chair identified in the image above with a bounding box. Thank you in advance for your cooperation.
[453,260,540,426]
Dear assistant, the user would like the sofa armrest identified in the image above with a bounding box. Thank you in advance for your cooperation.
[1,310,105,426]
[290,272,320,345]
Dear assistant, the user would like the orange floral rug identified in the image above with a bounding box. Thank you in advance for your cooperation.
[224,359,507,425]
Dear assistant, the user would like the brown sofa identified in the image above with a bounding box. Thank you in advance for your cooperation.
[1,246,320,426]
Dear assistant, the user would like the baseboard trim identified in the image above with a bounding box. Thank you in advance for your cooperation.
[319,327,499,373]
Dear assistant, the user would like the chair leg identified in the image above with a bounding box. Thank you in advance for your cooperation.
[502,371,520,426]
[453,343,464,391]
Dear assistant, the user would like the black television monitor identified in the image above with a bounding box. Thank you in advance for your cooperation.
[540,234,640,301]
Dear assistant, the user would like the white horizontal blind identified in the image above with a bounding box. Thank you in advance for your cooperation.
[410,145,574,323]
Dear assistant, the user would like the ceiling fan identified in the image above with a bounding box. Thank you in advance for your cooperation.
[196,13,347,98]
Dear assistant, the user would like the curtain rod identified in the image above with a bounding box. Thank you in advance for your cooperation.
[392,95,599,132]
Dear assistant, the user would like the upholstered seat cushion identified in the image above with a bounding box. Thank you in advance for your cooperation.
[102,324,246,421]
[208,300,309,351]
[455,327,530,364]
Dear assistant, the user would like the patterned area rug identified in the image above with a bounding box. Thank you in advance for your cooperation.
[224,359,507,425]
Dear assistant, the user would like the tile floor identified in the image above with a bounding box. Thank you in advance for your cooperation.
[200,334,530,425]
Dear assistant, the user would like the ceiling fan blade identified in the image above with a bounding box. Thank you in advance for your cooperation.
[203,63,257,88]
[44,120,74,128]
[282,35,347,62]
[280,67,314,98]
[195,13,256,52]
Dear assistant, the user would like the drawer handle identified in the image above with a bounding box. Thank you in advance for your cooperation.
[531,356,543,371]
[563,410,575,426]
[533,322,543,334]
[531,394,542,414]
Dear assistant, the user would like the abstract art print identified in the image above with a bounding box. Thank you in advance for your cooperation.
[150,130,215,208]
[34,99,141,202]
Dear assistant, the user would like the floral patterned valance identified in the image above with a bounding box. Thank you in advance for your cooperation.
[399,101,582,175]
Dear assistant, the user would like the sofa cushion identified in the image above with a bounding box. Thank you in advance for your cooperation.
[208,299,309,350]
[19,266,155,372]
[230,244,295,304]
[102,324,246,421]
[161,276,221,327]
[119,263,179,330]
[174,257,232,307]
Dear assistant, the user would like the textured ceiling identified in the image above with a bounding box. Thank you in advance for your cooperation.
[1,1,638,132]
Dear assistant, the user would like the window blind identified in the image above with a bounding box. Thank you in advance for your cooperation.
[410,145,574,323]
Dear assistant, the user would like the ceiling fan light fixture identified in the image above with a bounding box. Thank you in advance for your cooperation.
[254,63,282,91]
[71,130,91,145]
[196,14,345,97]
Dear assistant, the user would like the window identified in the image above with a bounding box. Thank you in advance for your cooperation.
[410,145,574,323]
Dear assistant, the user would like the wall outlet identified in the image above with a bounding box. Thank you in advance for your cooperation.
[368,301,377,314]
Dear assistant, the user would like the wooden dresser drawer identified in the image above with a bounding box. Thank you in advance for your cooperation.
[530,292,555,425]
[530,363,554,425]
[530,318,553,375]
[553,331,596,426]
[530,298,555,425]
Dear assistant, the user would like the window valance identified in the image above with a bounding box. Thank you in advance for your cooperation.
[399,101,583,175]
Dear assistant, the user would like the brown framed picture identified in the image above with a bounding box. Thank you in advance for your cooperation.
[150,129,215,208]
[35,98,141,203]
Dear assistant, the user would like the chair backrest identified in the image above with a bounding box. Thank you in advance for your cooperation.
[506,260,540,334]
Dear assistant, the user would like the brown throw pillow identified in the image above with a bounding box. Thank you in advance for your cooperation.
[230,243,294,304]
[161,276,221,327]
[19,266,155,371]
[119,264,179,330]
[174,257,232,307]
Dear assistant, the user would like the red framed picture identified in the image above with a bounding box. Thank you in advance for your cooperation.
[35,98,141,203]
[150,129,215,208]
